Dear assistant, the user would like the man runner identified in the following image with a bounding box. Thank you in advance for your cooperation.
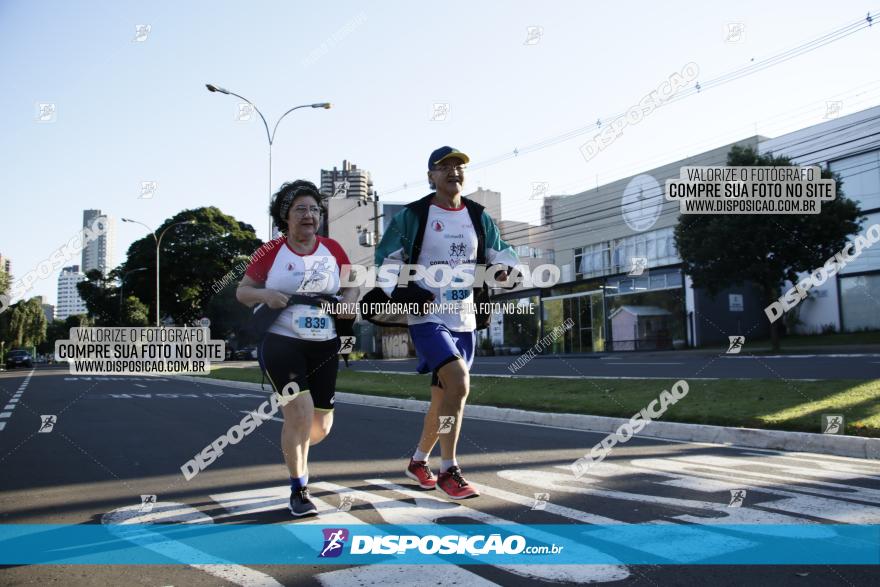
[375,146,519,499]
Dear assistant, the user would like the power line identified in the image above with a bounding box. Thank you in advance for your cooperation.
[376,9,878,197]
[498,146,880,252]
[495,118,880,245]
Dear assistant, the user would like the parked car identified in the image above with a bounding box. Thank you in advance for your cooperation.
[6,350,34,369]
[233,346,258,361]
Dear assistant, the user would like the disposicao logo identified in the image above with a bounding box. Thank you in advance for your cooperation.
[319,528,349,558]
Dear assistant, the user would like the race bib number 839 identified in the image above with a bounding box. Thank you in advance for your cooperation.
[290,306,335,340]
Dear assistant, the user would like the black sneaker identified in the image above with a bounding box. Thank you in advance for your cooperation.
[289,487,318,517]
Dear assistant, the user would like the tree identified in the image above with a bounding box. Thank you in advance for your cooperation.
[38,315,93,355]
[120,295,150,327]
[1,297,48,349]
[0,267,10,297]
[120,207,261,329]
[77,269,118,326]
[204,279,254,342]
[674,146,863,350]
[0,267,10,315]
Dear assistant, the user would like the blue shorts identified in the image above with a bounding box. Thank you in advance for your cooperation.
[409,322,476,387]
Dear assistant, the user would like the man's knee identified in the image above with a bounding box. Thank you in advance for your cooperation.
[281,393,313,423]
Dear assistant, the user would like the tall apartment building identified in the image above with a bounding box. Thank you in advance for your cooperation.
[320,160,372,200]
[56,265,87,320]
[81,209,114,275]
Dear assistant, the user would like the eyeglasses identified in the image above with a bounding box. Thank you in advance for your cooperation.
[292,205,322,217]
[432,164,467,173]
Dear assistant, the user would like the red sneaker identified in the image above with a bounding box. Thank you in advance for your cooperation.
[405,459,436,489]
[436,466,479,499]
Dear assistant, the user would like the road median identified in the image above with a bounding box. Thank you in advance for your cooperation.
[175,366,880,459]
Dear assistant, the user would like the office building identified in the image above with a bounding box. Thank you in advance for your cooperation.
[81,209,114,275]
[56,265,87,320]
[488,105,880,353]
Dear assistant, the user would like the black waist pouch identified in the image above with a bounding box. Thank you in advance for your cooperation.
[473,284,491,330]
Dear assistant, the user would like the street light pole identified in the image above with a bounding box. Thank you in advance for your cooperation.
[205,84,331,241]
[122,218,196,326]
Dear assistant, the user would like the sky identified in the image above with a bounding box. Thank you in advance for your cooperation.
[2,0,879,306]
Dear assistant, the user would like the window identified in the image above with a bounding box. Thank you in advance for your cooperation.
[574,242,611,279]
[612,226,679,273]
[829,150,880,212]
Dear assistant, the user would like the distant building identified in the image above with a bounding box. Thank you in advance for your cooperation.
[462,187,502,223]
[56,265,87,320]
[0,252,11,275]
[81,209,114,275]
[320,160,372,201]
[759,106,880,334]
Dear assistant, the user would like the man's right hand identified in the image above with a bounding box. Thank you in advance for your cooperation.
[261,289,290,309]
[390,284,435,315]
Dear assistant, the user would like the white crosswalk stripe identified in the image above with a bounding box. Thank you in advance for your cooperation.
[102,502,284,587]
[101,450,879,586]
[650,454,880,502]
[315,478,630,584]
[514,467,833,529]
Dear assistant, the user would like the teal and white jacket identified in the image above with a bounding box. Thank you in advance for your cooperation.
[374,193,519,331]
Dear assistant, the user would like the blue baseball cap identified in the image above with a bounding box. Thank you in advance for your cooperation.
[428,146,470,170]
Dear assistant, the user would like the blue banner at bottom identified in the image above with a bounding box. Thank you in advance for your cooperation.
[0,524,877,565]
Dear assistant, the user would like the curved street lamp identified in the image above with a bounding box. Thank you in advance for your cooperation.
[205,83,331,240]
[121,218,197,326]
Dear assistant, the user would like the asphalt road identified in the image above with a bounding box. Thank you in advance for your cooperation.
[1,365,879,586]
[348,351,880,380]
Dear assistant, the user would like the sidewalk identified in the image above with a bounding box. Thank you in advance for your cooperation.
[523,343,880,359]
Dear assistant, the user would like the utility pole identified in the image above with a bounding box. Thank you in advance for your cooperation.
[370,190,382,247]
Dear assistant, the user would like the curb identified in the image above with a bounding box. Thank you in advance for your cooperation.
[172,375,880,460]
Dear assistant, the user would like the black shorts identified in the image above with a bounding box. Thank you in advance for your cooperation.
[258,333,340,411]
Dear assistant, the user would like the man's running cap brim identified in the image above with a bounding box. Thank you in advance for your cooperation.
[428,146,470,169]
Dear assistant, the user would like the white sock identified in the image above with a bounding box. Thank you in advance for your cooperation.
[441,459,458,473]
[412,449,430,462]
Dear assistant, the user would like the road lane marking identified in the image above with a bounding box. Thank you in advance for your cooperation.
[102,502,283,587]
[321,478,630,584]
[604,362,684,365]
[738,450,880,474]
[211,485,362,524]
[524,468,828,529]
[660,454,880,499]
[209,485,504,586]
[358,369,728,380]
[0,369,32,432]
[622,459,880,523]
[239,410,283,424]
[317,565,500,587]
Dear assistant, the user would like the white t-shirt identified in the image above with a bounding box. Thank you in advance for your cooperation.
[245,236,350,341]
[409,203,479,332]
